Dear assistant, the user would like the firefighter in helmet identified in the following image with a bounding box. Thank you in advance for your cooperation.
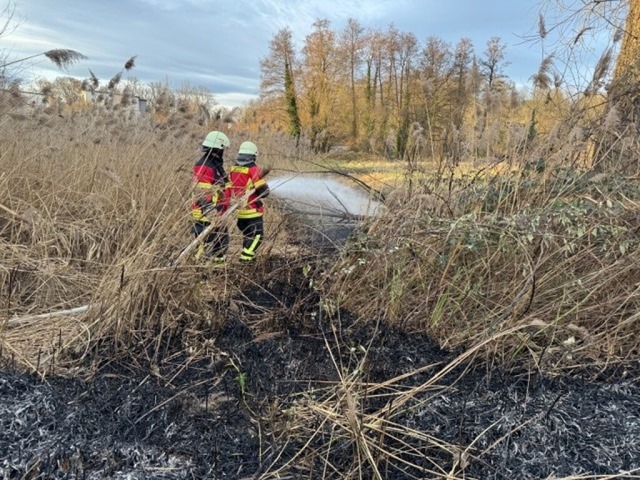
[190,130,230,262]
[224,141,270,261]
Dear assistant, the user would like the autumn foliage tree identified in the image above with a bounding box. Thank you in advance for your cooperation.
[254,18,529,159]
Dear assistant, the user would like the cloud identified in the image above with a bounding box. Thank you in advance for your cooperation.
[8,24,62,52]
[215,91,258,108]
[249,0,406,44]
[6,0,608,108]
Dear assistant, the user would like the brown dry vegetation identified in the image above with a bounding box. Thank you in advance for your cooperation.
[3,4,640,475]
[0,100,307,370]
[1,86,640,478]
[322,165,640,373]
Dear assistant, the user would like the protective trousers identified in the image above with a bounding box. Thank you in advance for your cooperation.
[237,217,263,261]
[192,221,229,261]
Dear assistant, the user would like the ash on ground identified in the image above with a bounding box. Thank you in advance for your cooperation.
[3,191,639,479]
[2,318,639,479]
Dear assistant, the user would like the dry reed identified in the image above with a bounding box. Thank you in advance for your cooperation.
[1,79,639,479]
[320,160,640,375]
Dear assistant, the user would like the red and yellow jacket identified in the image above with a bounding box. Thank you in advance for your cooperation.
[190,151,227,222]
[224,162,269,219]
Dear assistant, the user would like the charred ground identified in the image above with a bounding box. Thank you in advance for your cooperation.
[2,216,640,479]
[2,257,640,479]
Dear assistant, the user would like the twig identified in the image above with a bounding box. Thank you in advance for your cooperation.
[6,305,90,327]
[0,202,32,225]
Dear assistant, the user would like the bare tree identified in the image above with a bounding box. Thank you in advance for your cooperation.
[37,76,83,105]
[479,36,509,88]
[362,28,385,146]
[0,1,22,86]
[302,19,341,151]
[176,80,217,118]
[338,18,365,142]
[148,78,176,117]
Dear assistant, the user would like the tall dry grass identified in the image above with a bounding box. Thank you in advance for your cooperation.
[3,93,640,377]
[0,104,299,371]
[2,91,640,479]
[320,151,640,375]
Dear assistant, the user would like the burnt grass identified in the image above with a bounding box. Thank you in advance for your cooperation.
[2,228,640,479]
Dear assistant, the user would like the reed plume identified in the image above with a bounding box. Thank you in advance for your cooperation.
[108,72,122,90]
[44,49,88,69]
[0,49,87,70]
[124,55,137,71]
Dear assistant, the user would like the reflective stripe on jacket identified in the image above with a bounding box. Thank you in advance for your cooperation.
[225,164,269,219]
[191,152,227,222]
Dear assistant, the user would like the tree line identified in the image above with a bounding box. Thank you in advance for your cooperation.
[247,18,543,160]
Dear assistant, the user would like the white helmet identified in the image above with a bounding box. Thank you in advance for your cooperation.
[202,131,230,150]
[238,141,258,156]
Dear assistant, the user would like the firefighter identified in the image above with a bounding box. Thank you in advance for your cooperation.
[225,141,270,261]
[190,130,230,262]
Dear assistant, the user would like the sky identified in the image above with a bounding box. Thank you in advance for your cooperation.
[2,0,615,108]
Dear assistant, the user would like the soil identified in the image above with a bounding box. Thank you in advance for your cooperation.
[2,218,640,479]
